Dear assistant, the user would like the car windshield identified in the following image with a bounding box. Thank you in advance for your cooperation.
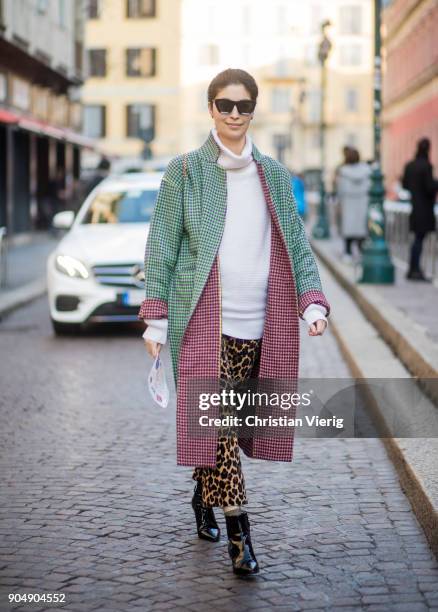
[81,188,158,224]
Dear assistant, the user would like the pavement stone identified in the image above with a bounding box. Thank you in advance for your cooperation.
[0,296,437,611]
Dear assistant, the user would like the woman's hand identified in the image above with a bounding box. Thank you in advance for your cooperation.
[308,319,327,337]
[144,339,162,358]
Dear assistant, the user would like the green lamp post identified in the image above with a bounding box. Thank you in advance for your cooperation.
[359,0,394,283]
[312,20,332,240]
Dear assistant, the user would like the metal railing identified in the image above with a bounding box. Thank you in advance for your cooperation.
[384,200,438,280]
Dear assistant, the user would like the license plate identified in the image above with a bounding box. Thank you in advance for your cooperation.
[120,290,143,306]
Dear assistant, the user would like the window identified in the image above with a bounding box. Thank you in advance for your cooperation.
[36,0,49,14]
[83,105,106,138]
[242,43,250,65]
[198,90,207,112]
[271,88,291,113]
[127,0,156,18]
[126,48,156,77]
[126,104,155,141]
[339,5,362,35]
[58,0,66,27]
[88,49,107,77]
[310,4,322,34]
[274,56,288,77]
[207,5,217,33]
[276,5,287,34]
[272,133,291,163]
[345,87,358,112]
[308,89,321,123]
[311,130,321,149]
[346,132,357,146]
[82,189,158,224]
[199,44,219,66]
[339,44,362,66]
[88,0,100,18]
[242,4,251,35]
[304,44,318,66]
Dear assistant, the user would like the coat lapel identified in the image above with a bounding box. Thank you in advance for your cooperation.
[187,160,226,324]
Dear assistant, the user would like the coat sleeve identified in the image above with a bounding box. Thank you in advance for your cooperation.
[281,167,331,320]
[423,163,438,198]
[137,155,184,321]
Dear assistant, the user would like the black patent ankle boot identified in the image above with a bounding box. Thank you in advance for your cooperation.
[225,512,260,576]
[191,481,220,542]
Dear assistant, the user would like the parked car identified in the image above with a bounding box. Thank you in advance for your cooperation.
[47,172,162,335]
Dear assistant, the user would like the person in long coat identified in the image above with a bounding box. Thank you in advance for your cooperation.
[402,137,438,281]
[336,148,371,263]
[138,68,330,576]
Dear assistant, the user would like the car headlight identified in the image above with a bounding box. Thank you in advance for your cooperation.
[55,254,89,279]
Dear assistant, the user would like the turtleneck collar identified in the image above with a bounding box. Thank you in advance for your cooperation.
[211,127,253,170]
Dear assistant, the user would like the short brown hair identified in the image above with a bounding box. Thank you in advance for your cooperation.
[207,68,259,106]
[345,147,360,164]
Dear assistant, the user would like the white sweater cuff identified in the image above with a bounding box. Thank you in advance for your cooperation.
[142,318,168,344]
[302,304,328,327]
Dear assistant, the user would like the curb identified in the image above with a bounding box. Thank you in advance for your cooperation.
[311,239,438,406]
[329,317,438,559]
[314,245,438,559]
[0,278,47,319]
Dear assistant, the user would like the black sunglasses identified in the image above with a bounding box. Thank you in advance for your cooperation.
[213,98,256,116]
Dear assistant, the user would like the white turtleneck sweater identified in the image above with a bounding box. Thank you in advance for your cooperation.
[143,129,327,344]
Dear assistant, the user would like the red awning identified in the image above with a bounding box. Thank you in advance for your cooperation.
[62,128,96,149]
[0,107,96,150]
[18,117,65,140]
[0,108,20,124]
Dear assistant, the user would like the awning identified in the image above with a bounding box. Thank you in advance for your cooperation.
[18,117,66,140]
[0,108,20,124]
[62,128,96,149]
[0,108,96,149]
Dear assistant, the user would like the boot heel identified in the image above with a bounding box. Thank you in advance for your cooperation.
[191,481,220,542]
[225,512,259,575]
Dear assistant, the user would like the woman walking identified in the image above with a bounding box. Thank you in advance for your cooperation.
[336,147,371,263]
[139,69,330,576]
[402,137,438,281]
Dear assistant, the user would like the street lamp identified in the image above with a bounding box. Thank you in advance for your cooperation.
[312,20,332,239]
[359,0,394,283]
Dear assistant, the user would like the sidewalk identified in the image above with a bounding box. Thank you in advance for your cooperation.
[310,229,438,556]
[310,231,438,384]
[0,230,60,318]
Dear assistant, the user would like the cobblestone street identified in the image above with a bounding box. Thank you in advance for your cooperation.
[1,297,438,612]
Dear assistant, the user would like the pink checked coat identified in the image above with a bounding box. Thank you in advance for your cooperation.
[138,131,331,467]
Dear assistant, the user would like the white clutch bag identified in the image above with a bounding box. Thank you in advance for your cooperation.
[148,353,169,408]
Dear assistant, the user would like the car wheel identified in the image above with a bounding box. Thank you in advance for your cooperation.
[51,318,82,336]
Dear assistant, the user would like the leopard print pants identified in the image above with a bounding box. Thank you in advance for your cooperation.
[192,333,262,508]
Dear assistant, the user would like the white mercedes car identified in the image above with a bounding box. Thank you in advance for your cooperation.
[47,172,162,335]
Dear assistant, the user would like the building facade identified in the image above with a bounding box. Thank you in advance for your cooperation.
[181,0,373,183]
[0,0,89,236]
[382,0,438,195]
[81,0,181,163]
[82,0,373,183]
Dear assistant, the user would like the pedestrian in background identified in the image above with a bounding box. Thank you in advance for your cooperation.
[332,145,352,235]
[336,147,371,263]
[45,167,67,231]
[402,137,438,282]
[139,68,330,577]
[83,156,111,198]
[291,172,308,220]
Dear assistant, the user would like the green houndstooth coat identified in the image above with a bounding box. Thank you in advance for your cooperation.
[138,130,331,467]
